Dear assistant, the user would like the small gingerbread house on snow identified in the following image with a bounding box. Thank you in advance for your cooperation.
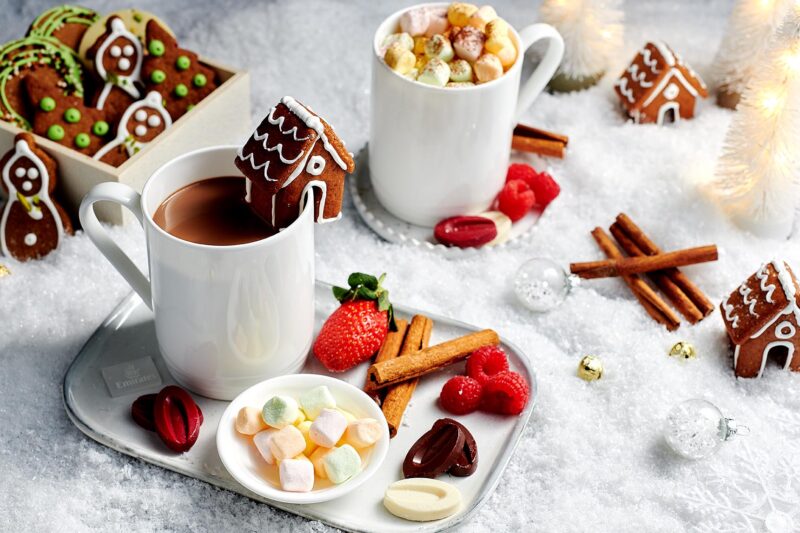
[234,96,355,230]
[614,42,708,125]
[721,260,800,378]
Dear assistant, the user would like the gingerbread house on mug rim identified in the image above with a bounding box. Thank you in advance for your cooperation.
[721,260,800,378]
[614,41,708,125]
[235,96,355,230]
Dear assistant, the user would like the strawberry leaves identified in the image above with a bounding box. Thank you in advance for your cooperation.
[332,272,397,331]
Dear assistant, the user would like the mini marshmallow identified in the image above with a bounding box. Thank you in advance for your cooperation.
[297,420,318,456]
[384,42,416,74]
[413,36,428,56]
[309,408,348,448]
[235,406,267,435]
[449,59,473,82]
[485,34,512,55]
[453,26,485,63]
[468,5,498,31]
[253,429,278,465]
[294,410,306,425]
[426,7,450,37]
[268,425,307,462]
[474,53,503,83]
[424,34,454,62]
[323,444,363,484]
[447,3,479,27]
[336,408,358,423]
[417,58,450,87]
[344,419,384,448]
[485,18,510,40]
[310,446,332,479]
[279,458,315,492]
[299,385,337,420]
[262,395,299,429]
[494,41,517,68]
[400,7,430,36]
[447,81,475,87]
[381,32,414,53]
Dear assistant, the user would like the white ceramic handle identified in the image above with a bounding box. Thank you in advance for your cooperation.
[514,23,565,122]
[79,182,152,309]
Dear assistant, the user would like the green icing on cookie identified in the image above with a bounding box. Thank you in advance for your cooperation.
[64,107,80,123]
[74,132,90,148]
[28,5,99,41]
[150,69,166,84]
[47,124,65,141]
[92,120,109,136]
[40,97,56,112]
[149,40,165,57]
[192,73,207,88]
[174,83,188,98]
[176,55,190,71]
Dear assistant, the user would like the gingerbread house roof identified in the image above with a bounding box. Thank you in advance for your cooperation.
[236,96,354,195]
[721,260,800,345]
[614,42,708,113]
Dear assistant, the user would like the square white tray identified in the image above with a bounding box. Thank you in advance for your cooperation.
[63,282,536,532]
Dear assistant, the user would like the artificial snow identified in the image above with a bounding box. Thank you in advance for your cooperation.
[2,0,800,531]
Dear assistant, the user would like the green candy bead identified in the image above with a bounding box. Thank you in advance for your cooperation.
[64,107,81,123]
[148,39,165,57]
[47,125,65,141]
[74,133,90,149]
[176,55,190,70]
[39,97,56,112]
[174,83,188,98]
[92,120,109,136]
[187,104,195,111]
[192,73,207,88]
[150,69,166,84]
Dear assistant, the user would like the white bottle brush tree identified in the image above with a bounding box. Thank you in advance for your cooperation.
[714,0,792,109]
[539,0,623,92]
[712,9,800,238]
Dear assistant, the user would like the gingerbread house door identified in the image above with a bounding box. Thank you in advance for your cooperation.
[658,102,679,124]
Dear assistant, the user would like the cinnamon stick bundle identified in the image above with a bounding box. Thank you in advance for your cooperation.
[364,319,408,405]
[569,245,718,279]
[511,124,568,159]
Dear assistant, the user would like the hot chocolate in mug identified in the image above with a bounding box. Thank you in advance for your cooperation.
[369,3,564,227]
[79,146,315,400]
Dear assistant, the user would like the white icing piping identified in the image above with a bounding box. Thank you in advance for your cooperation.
[642,69,699,108]
[738,283,758,316]
[641,49,660,72]
[615,78,635,103]
[723,300,740,329]
[772,260,800,323]
[626,64,653,87]
[757,263,777,303]
[252,130,304,165]
[299,180,341,224]
[94,91,171,161]
[652,41,675,66]
[94,17,142,109]
[266,105,311,141]
[280,96,348,172]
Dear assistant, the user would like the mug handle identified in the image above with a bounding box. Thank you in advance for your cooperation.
[514,23,565,122]
[79,182,152,309]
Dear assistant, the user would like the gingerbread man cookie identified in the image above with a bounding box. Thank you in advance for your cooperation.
[0,133,72,261]
[27,5,99,51]
[93,91,171,167]
[142,20,218,121]
[86,16,144,112]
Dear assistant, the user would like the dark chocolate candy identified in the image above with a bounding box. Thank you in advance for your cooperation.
[403,420,465,479]
[435,418,478,477]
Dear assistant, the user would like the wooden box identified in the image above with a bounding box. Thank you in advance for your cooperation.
[0,59,251,225]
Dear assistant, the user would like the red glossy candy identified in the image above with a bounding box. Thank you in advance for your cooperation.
[153,385,204,453]
[131,393,158,431]
[434,216,497,248]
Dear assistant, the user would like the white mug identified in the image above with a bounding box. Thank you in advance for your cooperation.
[80,146,315,400]
[369,3,564,227]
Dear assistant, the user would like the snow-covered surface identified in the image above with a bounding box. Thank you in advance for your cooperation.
[2,0,800,531]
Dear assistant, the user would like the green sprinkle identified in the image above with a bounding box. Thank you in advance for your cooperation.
[39,96,56,112]
[192,73,207,87]
[150,69,166,84]
[64,107,80,123]
[74,132,90,148]
[148,39,165,57]
[176,55,190,70]
[174,83,188,98]
[47,124,64,141]
[92,120,109,136]
[187,104,195,111]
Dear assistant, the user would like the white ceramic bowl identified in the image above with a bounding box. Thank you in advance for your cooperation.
[216,374,391,504]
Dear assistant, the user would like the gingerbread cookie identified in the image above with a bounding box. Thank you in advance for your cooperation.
[142,20,218,121]
[27,5,99,51]
[93,91,171,167]
[0,35,84,130]
[86,16,144,112]
[0,133,72,261]
[77,9,175,64]
[25,68,111,157]
[235,96,354,230]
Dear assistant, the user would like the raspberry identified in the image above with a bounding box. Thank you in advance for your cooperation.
[439,376,483,415]
[465,346,509,385]
[496,179,535,222]
[482,371,530,415]
[529,170,560,209]
[506,163,539,187]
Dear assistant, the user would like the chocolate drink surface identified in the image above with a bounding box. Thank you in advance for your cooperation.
[153,177,276,245]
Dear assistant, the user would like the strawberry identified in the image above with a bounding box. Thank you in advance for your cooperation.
[313,272,397,372]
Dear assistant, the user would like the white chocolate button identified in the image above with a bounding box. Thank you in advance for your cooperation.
[14,167,25,178]
[147,115,161,127]
[134,125,147,136]
[109,45,121,57]
[21,181,32,192]
[135,110,147,121]
[477,210,512,246]
[118,58,131,70]
[383,478,462,522]
[27,167,38,179]
[24,233,37,246]
[123,44,134,57]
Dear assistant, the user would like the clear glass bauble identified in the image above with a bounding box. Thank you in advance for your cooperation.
[514,257,576,312]
[664,399,740,460]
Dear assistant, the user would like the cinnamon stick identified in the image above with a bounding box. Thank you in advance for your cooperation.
[569,245,718,279]
[382,315,433,438]
[609,223,704,324]
[591,228,680,331]
[367,329,500,391]
[511,136,565,158]
[615,213,715,317]
[364,319,408,405]
[514,124,569,145]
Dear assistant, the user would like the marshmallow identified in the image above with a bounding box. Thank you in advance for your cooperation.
[268,425,307,462]
[385,42,417,75]
[447,81,475,87]
[382,32,414,53]
[299,385,336,420]
[413,36,428,56]
[279,458,315,492]
[400,7,430,36]
[494,41,517,68]
[447,3,479,27]
[261,395,300,429]
[297,420,318,456]
[474,53,503,83]
[336,408,358,423]
[235,406,267,435]
[424,34,454,62]
[253,429,278,465]
[449,59,473,82]
[309,408,348,448]
[294,409,306,425]
[344,418,384,448]
[417,58,450,87]
[485,18,509,40]
[426,8,450,37]
[310,446,332,479]
[453,26,485,63]
[468,5,498,31]
[323,444,363,484]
